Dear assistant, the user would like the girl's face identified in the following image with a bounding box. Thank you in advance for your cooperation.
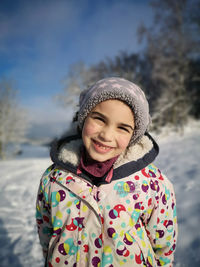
[82,100,134,162]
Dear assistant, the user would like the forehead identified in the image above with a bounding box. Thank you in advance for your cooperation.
[92,99,134,120]
[93,99,131,110]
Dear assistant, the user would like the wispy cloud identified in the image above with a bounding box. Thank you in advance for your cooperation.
[1,0,152,95]
[0,1,90,97]
[0,0,153,139]
[0,0,82,54]
[75,1,153,62]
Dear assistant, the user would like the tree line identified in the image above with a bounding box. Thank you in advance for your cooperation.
[0,79,28,159]
[0,0,199,159]
[57,0,200,132]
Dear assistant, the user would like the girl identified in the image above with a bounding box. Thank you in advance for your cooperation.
[36,77,177,267]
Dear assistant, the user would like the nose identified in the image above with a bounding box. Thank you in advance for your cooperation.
[99,126,113,142]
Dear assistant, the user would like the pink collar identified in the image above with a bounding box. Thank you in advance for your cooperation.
[79,147,118,180]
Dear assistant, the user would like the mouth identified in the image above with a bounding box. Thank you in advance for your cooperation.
[92,139,114,153]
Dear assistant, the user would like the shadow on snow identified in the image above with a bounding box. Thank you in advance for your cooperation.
[0,218,23,267]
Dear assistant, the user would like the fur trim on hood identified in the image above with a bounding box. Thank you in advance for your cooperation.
[50,131,159,183]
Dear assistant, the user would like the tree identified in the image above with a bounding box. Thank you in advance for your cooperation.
[139,0,200,130]
[55,62,99,110]
[187,0,200,119]
[56,52,145,112]
[0,79,29,159]
[187,58,200,118]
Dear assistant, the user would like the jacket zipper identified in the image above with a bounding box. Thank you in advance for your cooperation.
[46,180,102,265]
[55,180,102,224]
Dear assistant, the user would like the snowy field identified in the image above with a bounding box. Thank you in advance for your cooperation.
[0,124,200,267]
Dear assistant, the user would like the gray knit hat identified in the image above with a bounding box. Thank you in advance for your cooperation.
[78,77,151,144]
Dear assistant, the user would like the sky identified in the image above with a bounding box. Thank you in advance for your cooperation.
[0,0,153,140]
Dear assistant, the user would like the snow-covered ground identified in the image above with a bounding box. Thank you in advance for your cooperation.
[0,123,200,267]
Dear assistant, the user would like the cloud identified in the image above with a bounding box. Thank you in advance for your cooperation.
[0,0,89,97]
[0,0,152,70]
[67,1,153,63]
[0,0,153,141]
[26,95,75,140]
[0,0,82,53]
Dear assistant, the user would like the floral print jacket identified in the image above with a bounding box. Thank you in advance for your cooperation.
[36,133,177,267]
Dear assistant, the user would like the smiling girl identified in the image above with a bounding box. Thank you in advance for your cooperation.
[36,77,178,267]
[82,100,134,162]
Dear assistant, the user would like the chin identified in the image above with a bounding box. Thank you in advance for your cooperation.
[88,151,112,162]
[91,155,110,162]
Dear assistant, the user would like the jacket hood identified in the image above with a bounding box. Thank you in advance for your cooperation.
[50,132,159,182]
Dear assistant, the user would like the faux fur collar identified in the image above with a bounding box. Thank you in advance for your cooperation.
[58,135,153,168]
[50,132,159,181]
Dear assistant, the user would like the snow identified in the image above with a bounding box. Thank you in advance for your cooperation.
[153,123,200,267]
[0,124,200,267]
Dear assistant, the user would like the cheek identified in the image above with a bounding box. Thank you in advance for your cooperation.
[82,120,98,138]
[117,135,131,150]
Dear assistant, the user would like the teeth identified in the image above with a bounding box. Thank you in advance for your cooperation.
[95,141,111,150]
[97,143,108,149]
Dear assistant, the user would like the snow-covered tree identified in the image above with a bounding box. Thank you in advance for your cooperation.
[139,0,199,130]
[56,53,144,112]
[0,79,29,159]
[55,62,98,110]
[56,0,200,132]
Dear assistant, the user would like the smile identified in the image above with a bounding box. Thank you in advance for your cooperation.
[92,139,114,153]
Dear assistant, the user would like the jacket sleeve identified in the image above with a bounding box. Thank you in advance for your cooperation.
[36,167,53,258]
[145,168,178,267]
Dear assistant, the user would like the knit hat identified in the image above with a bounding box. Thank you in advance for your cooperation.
[78,77,151,144]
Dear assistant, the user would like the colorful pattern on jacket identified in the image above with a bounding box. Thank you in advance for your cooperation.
[36,163,177,267]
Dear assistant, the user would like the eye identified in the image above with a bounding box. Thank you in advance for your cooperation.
[93,116,105,123]
[118,126,130,133]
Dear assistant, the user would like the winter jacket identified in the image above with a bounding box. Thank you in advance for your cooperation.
[36,133,177,267]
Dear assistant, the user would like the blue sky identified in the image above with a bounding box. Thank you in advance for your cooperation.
[0,0,153,139]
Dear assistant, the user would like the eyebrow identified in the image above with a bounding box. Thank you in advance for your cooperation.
[120,123,134,131]
[91,111,134,131]
[91,111,106,119]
